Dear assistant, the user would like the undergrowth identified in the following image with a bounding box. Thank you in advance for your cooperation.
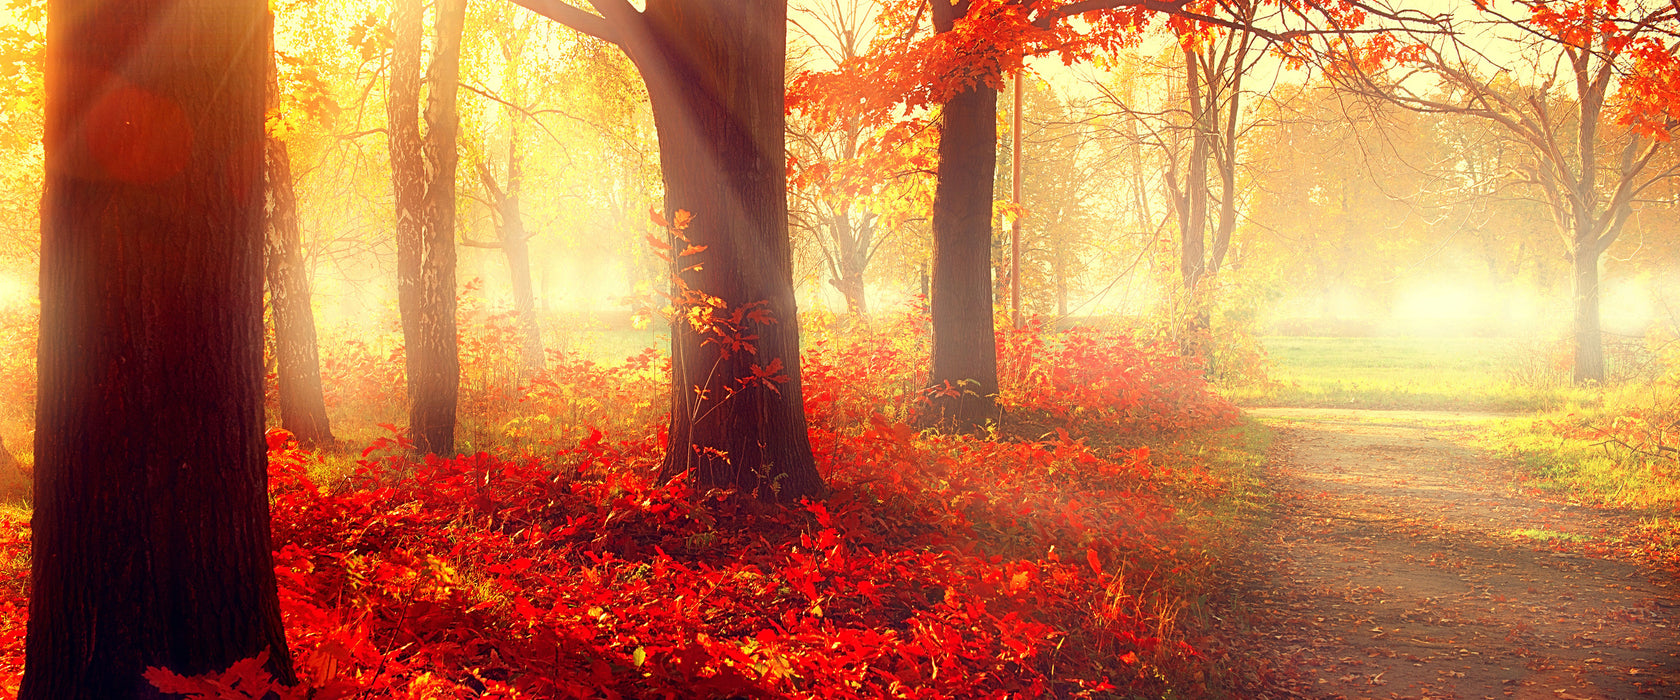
[1475,336,1680,567]
[0,311,1274,698]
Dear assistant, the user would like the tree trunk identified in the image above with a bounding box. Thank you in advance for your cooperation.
[476,160,544,375]
[501,193,544,374]
[1572,245,1605,383]
[495,29,544,374]
[830,204,870,317]
[25,2,294,695]
[1054,241,1069,318]
[1177,50,1210,293]
[265,61,334,449]
[636,0,825,502]
[923,83,1001,433]
[388,0,464,457]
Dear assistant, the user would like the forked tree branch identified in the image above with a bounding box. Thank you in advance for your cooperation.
[505,0,619,44]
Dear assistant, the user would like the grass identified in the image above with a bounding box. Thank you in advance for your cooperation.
[1509,528,1590,543]
[1167,417,1276,548]
[1224,336,1575,412]
[1485,416,1680,564]
[1227,332,1680,563]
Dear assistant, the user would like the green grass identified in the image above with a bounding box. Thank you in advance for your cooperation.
[1509,528,1589,543]
[1169,418,1277,551]
[1224,336,1573,412]
[1478,410,1680,564]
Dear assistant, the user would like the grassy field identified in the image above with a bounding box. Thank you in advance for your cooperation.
[1224,336,1573,412]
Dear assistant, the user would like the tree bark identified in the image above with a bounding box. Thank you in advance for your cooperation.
[25,1,294,695]
[265,57,334,449]
[493,24,544,374]
[388,0,465,456]
[924,83,1001,433]
[1572,241,1605,384]
[632,0,825,502]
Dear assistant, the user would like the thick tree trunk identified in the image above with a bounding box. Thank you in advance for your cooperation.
[265,69,334,448]
[388,0,464,456]
[25,2,294,695]
[924,84,1001,433]
[1572,246,1605,383]
[636,0,825,502]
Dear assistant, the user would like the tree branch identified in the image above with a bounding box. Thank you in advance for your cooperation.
[505,0,619,44]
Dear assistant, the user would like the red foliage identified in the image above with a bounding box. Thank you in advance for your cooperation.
[0,323,1245,698]
[997,320,1240,437]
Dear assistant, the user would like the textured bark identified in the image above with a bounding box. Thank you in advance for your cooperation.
[516,0,825,501]
[265,60,334,448]
[388,0,465,456]
[924,83,1001,433]
[634,0,825,501]
[25,1,294,695]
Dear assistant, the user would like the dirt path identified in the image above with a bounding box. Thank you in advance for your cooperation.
[1226,408,1679,700]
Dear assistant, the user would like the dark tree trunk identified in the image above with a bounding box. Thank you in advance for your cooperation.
[25,1,294,696]
[923,84,1001,433]
[388,0,465,456]
[634,0,825,502]
[265,60,334,449]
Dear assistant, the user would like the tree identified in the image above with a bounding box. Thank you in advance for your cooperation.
[796,0,1326,431]
[1325,0,1680,382]
[25,1,294,695]
[460,6,545,375]
[787,0,891,319]
[266,47,335,449]
[509,0,826,502]
[388,0,467,455]
[921,0,1005,433]
[1166,4,1267,355]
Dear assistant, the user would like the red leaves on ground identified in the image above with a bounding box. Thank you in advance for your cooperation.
[0,321,1243,697]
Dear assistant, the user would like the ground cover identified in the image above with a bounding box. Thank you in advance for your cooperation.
[0,316,1276,698]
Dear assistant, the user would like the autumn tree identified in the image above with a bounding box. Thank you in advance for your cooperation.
[1325,0,1680,382]
[796,0,1325,431]
[388,0,467,455]
[787,0,895,319]
[24,1,294,695]
[509,0,825,501]
[266,46,335,448]
[1242,81,1446,319]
